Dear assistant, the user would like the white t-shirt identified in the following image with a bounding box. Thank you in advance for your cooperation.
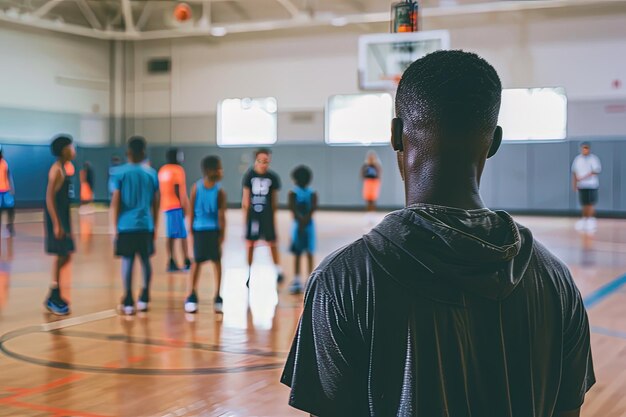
[571,154,601,189]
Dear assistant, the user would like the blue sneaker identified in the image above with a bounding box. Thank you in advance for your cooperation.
[45,289,70,316]
[289,278,303,295]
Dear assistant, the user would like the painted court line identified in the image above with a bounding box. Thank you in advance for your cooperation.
[591,326,626,340]
[583,273,626,309]
[41,309,117,332]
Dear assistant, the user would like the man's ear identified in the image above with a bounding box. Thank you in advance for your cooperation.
[488,126,503,159]
[391,118,404,152]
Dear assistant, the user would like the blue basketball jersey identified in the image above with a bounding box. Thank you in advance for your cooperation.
[293,186,314,223]
[193,179,220,231]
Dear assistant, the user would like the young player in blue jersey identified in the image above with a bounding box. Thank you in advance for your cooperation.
[110,136,160,315]
[288,165,317,294]
[185,156,227,314]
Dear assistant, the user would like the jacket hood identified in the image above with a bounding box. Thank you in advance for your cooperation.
[363,205,534,302]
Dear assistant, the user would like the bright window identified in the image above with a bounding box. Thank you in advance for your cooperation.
[326,93,393,145]
[217,97,277,146]
[498,88,567,141]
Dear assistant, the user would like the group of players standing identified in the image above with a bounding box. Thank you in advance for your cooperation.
[42,135,318,316]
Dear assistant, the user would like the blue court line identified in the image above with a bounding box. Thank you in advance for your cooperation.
[583,273,626,309]
[591,326,626,341]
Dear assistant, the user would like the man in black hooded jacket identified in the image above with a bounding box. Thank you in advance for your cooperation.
[281,50,595,417]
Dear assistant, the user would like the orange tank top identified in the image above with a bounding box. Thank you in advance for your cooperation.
[158,164,187,211]
[64,161,75,177]
[0,160,10,192]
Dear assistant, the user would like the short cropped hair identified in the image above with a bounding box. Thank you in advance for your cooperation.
[291,165,312,188]
[51,135,73,157]
[396,50,502,139]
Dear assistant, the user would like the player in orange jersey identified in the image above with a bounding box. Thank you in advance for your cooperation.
[0,146,16,237]
[158,148,191,272]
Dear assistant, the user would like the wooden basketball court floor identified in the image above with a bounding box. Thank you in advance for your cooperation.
[0,208,625,417]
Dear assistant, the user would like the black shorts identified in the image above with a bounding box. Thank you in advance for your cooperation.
[246,215,276,242]
[115,232,155,258]
[45,233,75,256]
[579,189,598,206]
[44,216,74,256]
[193,230,221,263]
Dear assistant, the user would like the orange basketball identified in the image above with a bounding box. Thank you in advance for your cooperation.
[174,3,192,22]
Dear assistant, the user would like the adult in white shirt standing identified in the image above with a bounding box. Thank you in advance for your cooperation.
[571,142,601,232]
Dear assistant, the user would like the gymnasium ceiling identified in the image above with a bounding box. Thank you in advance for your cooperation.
[0,0,623,40]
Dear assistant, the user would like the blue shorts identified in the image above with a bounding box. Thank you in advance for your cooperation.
[165,208,187,239]
[290,221,315,255]
[0,192,14,209]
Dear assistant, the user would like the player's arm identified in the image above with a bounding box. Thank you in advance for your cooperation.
[218,188,227,245]
[179,172,190,215]
[80,169,86,184]
[288,191,297,219]
[272,189,279,219]
[152,190,160,239]
[8,167,15,194]
[111,190,121,231]
[188,184,197,235]
[241,187,250,211]
[46,164,64,238]
[311,192,318,215]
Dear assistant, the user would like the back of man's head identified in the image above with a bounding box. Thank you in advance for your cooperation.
[128,136,147,162]
[396,50,502,156]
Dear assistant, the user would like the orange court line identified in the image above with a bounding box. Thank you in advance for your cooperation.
[0,375,112,417]
[2,375,83,401]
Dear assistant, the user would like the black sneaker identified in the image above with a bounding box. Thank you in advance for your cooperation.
[183,259,191,272]
[137,288,149,312]
[214,296,223,314]
[184,291,198,313]
[277,272,285,283]
[167,259,179,273]
[120,292,135,315]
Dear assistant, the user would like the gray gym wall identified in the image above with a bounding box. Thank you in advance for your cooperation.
[2,8,626,215]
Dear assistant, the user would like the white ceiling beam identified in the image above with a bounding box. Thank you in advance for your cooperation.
[75,0,103,30]
[4,0,623,40]
[275,0,300,18]
[33,0,64,18]
[121,0,136,33]
[136,1,155,30]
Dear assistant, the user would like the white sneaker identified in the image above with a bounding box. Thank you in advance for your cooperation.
[184,301,198,313]
[575,219,586,231]
[586,217,597,232]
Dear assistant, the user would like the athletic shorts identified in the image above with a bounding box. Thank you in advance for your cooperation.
[115,232,155,258]
[165,208,187,239]
[363,178,381,202]
[579,189,598,206]
[0,192,15,209]
[246,215,276,242]
[45,233,74,256]
[193,230,221,263]
[290,222,315,255]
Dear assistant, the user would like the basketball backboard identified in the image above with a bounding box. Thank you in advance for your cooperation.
[358,30,450,91]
